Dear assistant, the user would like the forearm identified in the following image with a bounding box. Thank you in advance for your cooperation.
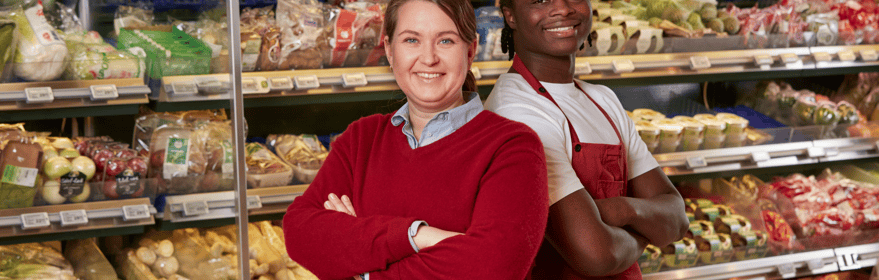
[595,194,687,246]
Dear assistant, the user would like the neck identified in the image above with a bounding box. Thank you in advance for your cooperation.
[512,49,576,84]
[408,97,465,140]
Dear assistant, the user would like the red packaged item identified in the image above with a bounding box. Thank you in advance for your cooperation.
[100,153,149,200]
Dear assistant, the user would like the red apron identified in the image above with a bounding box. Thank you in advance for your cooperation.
[512,55,640,280]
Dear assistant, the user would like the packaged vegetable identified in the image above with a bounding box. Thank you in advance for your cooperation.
[149,126,205,195]
[794,93,818,125]
[64,238,119,280]
[100,150,148,200]
[0,242,76,280]
[325,3,383,67]
[476,6,505,62]
[0,20,17,81]
[63,31,145,80]
[273,0,330,70]
[836,101,860,125]
[245,142,293,188]
[9,3,68,81]
[813,100,841,125]
[190,122,234,192]
[267,134,329,183]
[0,141,42,209]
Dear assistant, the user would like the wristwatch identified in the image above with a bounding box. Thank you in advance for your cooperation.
[408,220,428,252]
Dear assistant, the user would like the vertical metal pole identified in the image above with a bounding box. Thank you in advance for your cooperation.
[225,1,250,279]
[84,117,95,137]
[78,0,91,31]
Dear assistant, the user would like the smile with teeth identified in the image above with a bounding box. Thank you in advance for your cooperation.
[416,73,442,79]
[546,26,574,32]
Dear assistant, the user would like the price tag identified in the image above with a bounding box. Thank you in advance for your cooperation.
[294,75,320,90]
[686,156,707,169]
[777,263,797,278]
[689,56,711,70]
[195,77,221,89]
[171,82,199,95]
[183,200,209,217]
[806,259,824,272]
[754,54,773,66]
[247,195,263,210]
[807,146,826,158]
[20,212,50,230]
[470,66,482,80]
[122,204,151,221]
[89,85,119,101]
[611,59,635,73]
[575,61,593,74]
[837,252,861,270]
[751,151,770,162]
[341,72,368,88]
[813,52,832,62]
[60,209,88,227]
[780,53,800,64]
[242,78,259,94]
[838,50,857,62]
[824,146,839,157]
[24,87,54,104]
[269,77,294,91]
[860,49,878,61]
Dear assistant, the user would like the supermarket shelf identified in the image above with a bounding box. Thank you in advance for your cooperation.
[0,198,157,240]
[656,142,816,176]
[643,249,839,280]
[0,79,150,121]
[812,137,879,163]
[161,184,308,223]
[834,243,879,271]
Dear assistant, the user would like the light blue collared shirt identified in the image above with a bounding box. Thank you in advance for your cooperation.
[391,92,483,149]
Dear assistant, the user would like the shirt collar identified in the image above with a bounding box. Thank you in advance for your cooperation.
[392,92,483,128]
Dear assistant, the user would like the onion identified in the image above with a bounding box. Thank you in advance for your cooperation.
[71,156,96,180]
[41,180,66,205]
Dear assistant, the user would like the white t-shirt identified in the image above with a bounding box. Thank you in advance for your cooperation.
[484,73,658,205]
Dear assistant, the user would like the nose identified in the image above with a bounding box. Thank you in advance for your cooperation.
[550,0,576,17]
[420,43,439,66]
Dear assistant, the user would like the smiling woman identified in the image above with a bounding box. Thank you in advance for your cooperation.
[282,0,550,279]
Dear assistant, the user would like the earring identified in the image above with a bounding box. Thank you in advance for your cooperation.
[587,35,593,47]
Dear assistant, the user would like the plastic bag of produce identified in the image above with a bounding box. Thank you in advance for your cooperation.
[114,5,154,37]
[274,0,330,70]
[64,31,145,80]
[0,19,18,82]
[267,134,328,183]
[64,238,119,280]
[245,142,293,188]
[0,242,77,280]
[9,3,68,81]
[171,228,237,280]
[100,150,149,200]
[149,125,205,195]
[476,6,505,62]
[190,122,234,192]
[324,2,383,67]
[0,141,42,209]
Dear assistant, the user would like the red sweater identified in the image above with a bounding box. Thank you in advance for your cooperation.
[283,111,548,280]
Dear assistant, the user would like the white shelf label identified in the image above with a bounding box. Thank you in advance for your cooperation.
[780,53,800,64]
[838,50,857,62]
[861,49,878,61]
[751,151,770,162]
[20,212,50,230]
[824,146,839,157]
[777,263,796,278]
[89,85,119,101]
[183,200,209,217]
[171,82,199,95]
[813,52,832,62]
[807,146,826,158]
[756,156,799,168]
[294,75,320,90]
[242,78,259,94]
[689,56,711,70]
[342,72,368,88]
[247,195,263,210]
[269,77,294,91]
[575,61,593,75]
[195,77,221,89]
[686,156,707,169]
[24,87,54,104]
[611,59,635,73]
[837,252,861,270]
[806,259,824,272]
[470,66,482,80]
[122,204,151,221]
[754,55,773,66]
[60,209,88,227]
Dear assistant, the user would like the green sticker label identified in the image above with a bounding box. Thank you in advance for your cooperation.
[165,138,189,164]
[1,165,38,188]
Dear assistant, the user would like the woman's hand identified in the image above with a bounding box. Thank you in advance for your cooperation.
[324,193,356,217]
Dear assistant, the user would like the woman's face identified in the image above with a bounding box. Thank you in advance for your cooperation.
[504,0,592,57]
[385,0,476,113]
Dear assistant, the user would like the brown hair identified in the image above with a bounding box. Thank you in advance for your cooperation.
[384,0,478,93]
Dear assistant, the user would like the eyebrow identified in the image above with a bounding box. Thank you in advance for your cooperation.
[397,30,461,38]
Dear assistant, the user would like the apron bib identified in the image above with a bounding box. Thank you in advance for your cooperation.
[512,55,640,280]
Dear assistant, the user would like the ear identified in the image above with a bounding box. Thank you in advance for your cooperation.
[383,35,393,66]
[467,39,477,66]
[502,6,517,30]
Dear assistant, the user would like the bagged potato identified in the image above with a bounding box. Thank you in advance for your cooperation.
[9,2,68,81]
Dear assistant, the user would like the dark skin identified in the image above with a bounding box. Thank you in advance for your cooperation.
[502,0,689,276]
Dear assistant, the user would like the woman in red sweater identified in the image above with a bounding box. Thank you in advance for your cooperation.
[281,0,549,278]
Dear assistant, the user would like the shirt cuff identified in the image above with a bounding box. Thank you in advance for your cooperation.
[408,220,428,252]
[362,272,369,280]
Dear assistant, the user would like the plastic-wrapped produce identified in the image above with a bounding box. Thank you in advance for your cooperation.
[245,142,293,188]
[8,3,68,81]
[64,238,120,280]
[272,0,330,70]
[64,31,145,80]
[325,2,383,67]
[476,6,505,62]
[813,100,841,125]
[0,20,17,81]
[267,134,328,183]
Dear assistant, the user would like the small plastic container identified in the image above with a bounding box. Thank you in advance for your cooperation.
[633,108,666,122]
[733,230,769,261]
[639,244,663,274]
[724,133,749,148]
[716,113,749,136]
[635,121,660,153]
[673,116,706,151]
[662,238,699,268]
[696,234,735,265]
[652,119,683,154]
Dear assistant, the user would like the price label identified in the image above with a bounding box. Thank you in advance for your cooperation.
[574,61,593,74]
[751,151,770,162]
[247,195,263,210]
[837,253,861,270]
[60,209,88,227]
[806,259,824,272]
[838,50,857,62]
[122,204,151,221]
[342,72,368,88]
[294,75,320,90]
[813,52,832,62]
[242,78,259,94]
[807,146,826,158]
[89,85,118,101]
[689,56,711,70]
[754,54,773,66]
[860,49,878,61]
[777,263,796,278]
[172,82,199,95]
[195,77,221,89]
[183,200,209,217]
[780,53,800,64]
[20,212,50,230]
[611,59,635,73]
[24,87,54,104]
[470,66,482,80]
[686,156,707,169]
[824,146,839,157]
[269,77,294,91]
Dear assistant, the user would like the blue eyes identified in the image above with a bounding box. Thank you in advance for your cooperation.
[401,38,455,45]
[405,38,418,43]
[440,39,454,44]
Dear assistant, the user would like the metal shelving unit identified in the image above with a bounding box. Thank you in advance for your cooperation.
[0,78,150,121]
